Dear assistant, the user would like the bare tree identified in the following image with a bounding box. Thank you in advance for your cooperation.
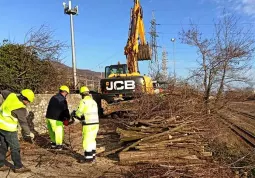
[212,13,254,101]
[24,24,68,61]
[180,11,255,112]
[180,23,214,111]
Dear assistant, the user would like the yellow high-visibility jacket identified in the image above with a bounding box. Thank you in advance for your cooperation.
[75,95,99,125]
[0,93,26,131]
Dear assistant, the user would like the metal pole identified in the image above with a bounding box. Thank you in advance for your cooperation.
[70,13,77,89]
[173,41,175,80]
[63,0,78,90]
[171,38,176,82]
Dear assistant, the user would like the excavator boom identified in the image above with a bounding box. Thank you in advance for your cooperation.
[124,0,151,73]
[99,0,154,118]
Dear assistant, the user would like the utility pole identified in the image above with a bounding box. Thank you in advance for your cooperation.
[171,38,176,82]
[162,47,168,81]
[63,1,78,90]
[149,11,161,79]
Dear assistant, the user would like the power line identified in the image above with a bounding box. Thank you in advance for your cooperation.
[157,23,255,26]
[152,8,213,12]
[90,51,121,71]
[157,32,255,35]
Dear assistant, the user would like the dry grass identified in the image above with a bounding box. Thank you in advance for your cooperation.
[204,114,255,177]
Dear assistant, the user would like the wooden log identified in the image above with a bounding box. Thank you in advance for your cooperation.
[119,150,206,165]
[135,120,156,127]
[135,144,205,152]
[139,142,204,148]
[98,146,124,157]
[137,116,175,125]
[200,152,212,157]
[122,123,188,151]
[145,134,172,143]
[128,126,164,133]
[146,133,199,143]
[96,147,105,154]
[120,149,190,161]
[116,128,149,142]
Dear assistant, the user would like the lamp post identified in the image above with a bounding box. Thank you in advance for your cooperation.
[171,38,176,82]
[63,1,78,90]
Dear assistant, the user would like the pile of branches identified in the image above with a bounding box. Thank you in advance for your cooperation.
[110,86,230,176]
[132,85,204,121]
[117,115,212,165]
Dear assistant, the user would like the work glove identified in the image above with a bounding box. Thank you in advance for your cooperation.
[23,132,34,144]
[71,110,76,119]
[29,132,35,139]
[63,119,69,126]
[68,117,75,125]
[79,115,86,125]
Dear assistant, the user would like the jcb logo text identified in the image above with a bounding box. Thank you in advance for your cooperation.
[106,80,135,90]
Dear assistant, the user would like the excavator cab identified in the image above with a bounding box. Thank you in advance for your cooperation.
[105,63,128,78]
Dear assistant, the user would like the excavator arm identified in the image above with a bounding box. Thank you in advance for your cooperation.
[124,0,151,73]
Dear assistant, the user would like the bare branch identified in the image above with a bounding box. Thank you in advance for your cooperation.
[24,24,68,61]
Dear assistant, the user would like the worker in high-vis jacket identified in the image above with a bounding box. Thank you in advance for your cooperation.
[45,85,70,150]
[0,89,35,173]
[72,86,99,163]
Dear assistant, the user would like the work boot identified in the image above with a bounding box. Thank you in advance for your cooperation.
[13,166,31,173]
[50,142,56,149]
[55,145,63,150]
[78,158,94,164]
[0,165,10,171]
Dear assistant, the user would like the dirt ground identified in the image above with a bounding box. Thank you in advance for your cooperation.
[0,100,254,178]
[0,118,131,178]
[211,101,255,176]
[227,101,255,135]
[229,100,255,115]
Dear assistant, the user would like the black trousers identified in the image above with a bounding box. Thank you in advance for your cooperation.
[0,129,23,168]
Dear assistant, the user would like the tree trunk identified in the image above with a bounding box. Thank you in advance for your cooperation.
[216,61,228,103]
[119,150,206,165]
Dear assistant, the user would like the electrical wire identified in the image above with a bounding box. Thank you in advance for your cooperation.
[90,51,122,71]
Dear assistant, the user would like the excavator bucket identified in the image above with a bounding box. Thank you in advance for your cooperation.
[137,44,152,61]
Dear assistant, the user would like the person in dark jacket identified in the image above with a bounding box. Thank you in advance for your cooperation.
[45,85,70,150]
[0,89,35,173]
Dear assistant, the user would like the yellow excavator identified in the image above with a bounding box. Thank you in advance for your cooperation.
[99,0,154,118]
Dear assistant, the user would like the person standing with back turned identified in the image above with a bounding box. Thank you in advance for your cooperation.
[45,85,70,150]
[72,86,99,163]
[0,89,35,173]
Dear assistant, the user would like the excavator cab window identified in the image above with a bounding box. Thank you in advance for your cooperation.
[105,64,128,78]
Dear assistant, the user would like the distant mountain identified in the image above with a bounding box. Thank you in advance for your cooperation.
[52,61,105,80]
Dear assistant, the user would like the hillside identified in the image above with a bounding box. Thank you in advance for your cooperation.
[52,61,105,80]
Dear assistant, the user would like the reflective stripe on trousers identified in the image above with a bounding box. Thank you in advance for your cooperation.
[46,118,64,145]
[82,124,99,160]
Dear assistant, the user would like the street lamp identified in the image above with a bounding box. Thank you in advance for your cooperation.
[63,1,79,90]
[171,38,176,81]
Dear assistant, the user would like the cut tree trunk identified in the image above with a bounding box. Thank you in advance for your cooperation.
[122,123,188,151]
[116,128,149,142]
[119,150,206,165]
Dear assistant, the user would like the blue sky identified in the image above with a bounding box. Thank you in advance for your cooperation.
[0,0,254,78]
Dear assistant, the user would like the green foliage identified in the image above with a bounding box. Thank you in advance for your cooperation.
[0,43,68,93]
